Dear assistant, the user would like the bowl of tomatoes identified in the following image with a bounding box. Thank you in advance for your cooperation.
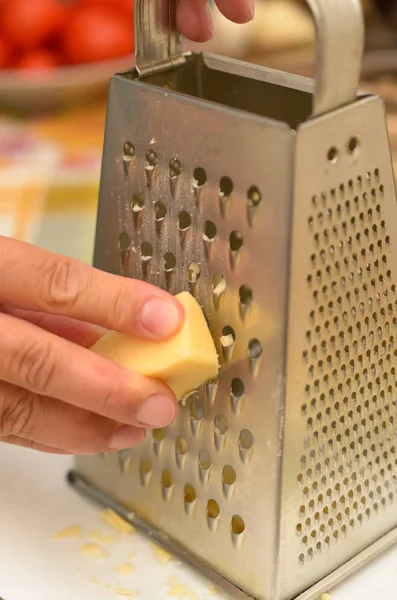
[0,0,135,112]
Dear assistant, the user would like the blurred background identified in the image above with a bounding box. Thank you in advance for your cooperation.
[0,0,397,262]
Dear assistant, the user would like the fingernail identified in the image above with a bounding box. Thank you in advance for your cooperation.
[141,297,181,337]
[246,0,255,20]
[136,395,176,428]
[109,426,146,450]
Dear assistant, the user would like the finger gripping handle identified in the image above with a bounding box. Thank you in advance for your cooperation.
[134,0,365,115]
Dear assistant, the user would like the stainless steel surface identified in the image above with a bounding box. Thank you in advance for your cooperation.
[79,66,293,600]
[305,0,364,116]
[73,0,397,599]
[281,95,397,600]
[134,0,185,76]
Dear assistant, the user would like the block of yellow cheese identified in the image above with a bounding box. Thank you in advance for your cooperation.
[90,291,219,401]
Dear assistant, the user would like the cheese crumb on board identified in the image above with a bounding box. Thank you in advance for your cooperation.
[90,578,100,586]
[89,529,113,544]
[90,292,219,401]
[53,525,82,540]
[166,577,198,599]
[80,543,107,559]
[114,588,139,597]
[320,595,333,600]
[152,543,173,564]
[207,583,219,596]
[100,509,135,535]
[115,562,134,575]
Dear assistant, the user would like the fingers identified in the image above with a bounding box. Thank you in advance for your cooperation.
[214,0,255,23]
[177,0,213,43]
[0,381,146,454]
[0,236,184,340]
[1,305,105,348]
[0,311,177,429]
[2,436,72,455]
[177,0,255,43]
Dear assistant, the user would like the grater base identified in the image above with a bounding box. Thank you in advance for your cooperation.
[68,470,397,600]
[67,470,253,600]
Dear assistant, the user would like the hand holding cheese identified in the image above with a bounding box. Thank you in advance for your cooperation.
[90,292,220,402]
[0,236,187,456]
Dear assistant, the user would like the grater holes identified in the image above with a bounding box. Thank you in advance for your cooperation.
[161,469,173,501]
[239,285,253,321]
[190,398,204,436]
[239,429,254,463]
[248,338,262,359]
[164,252,176,272]
[230,378,245,414]
[223,465,237,499]
[141,241,153,262]
[231,515,245,546]
[231,515,245,534]
[230,230,244,252]
[188,262,201,284]
[178,210,191,232]
[145,149,158,168]
[139,456,152,487]
[327,147,339,164]
[212,273,226,309]
[118,231,130,252]
[155,201,167,222]
[223,465,236,486]
[248,338,263,377]
[193,167,207,187]
[152,429,166,456]
[132,192,144,213]
[123,141,135,160]
[198,450,212,482]
[219,176,233,198]
[184,484,196,514]
[175,436,188,469]
[207,500,220,531]
[214,415,228,451]
[347,137,360,155]
[169,158,181,179]
[221,326,236,362]
[247,185,262,208]
[123,142,135,178]
[203,221,217,258]
[299,171,397,559]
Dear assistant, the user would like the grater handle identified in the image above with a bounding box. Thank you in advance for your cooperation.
[134,0,185,76]
[133,0,364,115]
[307,0,364,116]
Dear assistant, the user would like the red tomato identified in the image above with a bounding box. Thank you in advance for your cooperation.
[0,37,12,68]
[76,0,133,16]
[16,50,59,71]
[0,0,66,50]
[62,6,133,64]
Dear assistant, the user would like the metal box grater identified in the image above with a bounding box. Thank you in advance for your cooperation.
[70,1,397,598]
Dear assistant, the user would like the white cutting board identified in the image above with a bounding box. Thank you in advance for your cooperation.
[1,444,397,600]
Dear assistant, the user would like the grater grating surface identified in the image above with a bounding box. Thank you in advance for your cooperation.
[77,73,294,599]
[298,170,394,556]
[71,1,397,599]
[280,96,397,598]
